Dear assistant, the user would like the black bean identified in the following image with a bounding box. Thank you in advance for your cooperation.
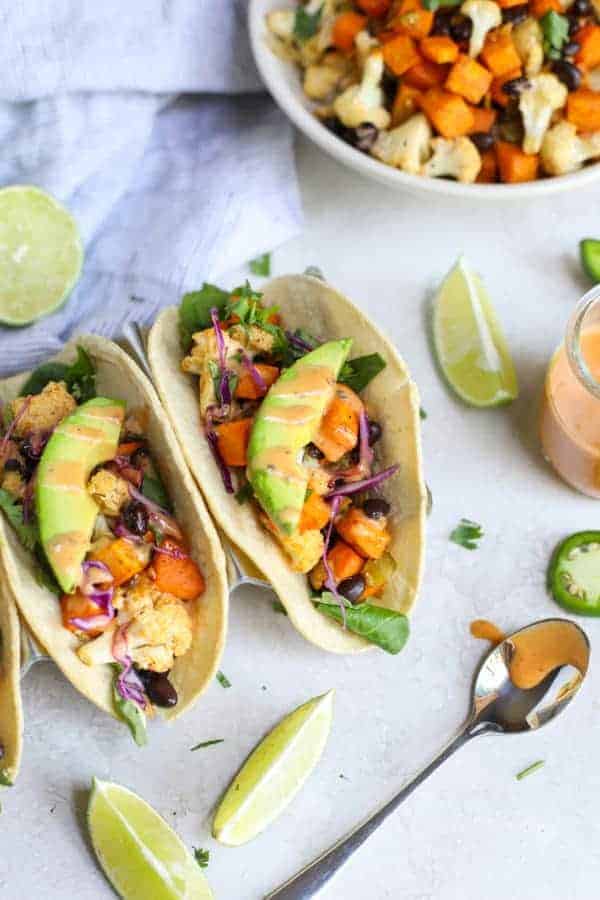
[552,59,582,90]
[381,70,398,106]
[338,574,366,605]
[562,41,580,57]
[470,131,495,152]
[502,76,530,97]
[130,446,151,468]
[572,0,590,15]
[502,3,528,23]
[122,501,149,536]
[449,15,472,44]
[138,670,178,708]
[363,498,391,519]
[497,104,524,144]
[3,458,25,475]
[568,13,582,34]
[306,442,324,460]
[431,9,454,35]
[368,420,382,445]
[354,123,379,153]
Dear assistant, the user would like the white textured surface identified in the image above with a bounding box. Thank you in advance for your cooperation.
[4,136,600,899]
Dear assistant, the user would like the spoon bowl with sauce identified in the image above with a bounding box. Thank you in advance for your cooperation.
[266,618,591,900]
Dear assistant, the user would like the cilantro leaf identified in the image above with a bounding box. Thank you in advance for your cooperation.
[193,848,210,868]
[339,353,386,393]
[450,518,483,550]
[20,346,96,401]
[0,489,37,551]
[293,4,323,41]
[179,283,230,350]
[422,0,461,10]
[216,670,231,688]
[540,11,569,59]
[190,738,224,751]
[249,253,271,277]
[316,594,410,654]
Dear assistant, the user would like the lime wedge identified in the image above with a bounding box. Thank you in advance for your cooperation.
[87,778,213,900]
[432,256,518,407]
[0,185,83,326]
[213,689,334,846]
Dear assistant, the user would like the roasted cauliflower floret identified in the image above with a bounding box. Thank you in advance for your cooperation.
[334,51,391,130]
[113,574,156,622]
[303,51,354,100]
[128,596,192,672]
[513,18,544,77]
[371,113,432,174]
[87,469,131,516]
[266,8,295,42]
[261,512,324,573]
[182,327,245,416]
[422,136,482,183]
[10,381,75,436]
[519,73,568,155]
[461,0,502,58]
[541,121,600,175]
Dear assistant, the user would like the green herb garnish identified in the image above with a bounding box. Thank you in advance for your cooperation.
[249,253,271,277]
[317,594,409,654]
[179,283,230,350]
[193,848,210,869]
[0,770,13,787]
[235,481,255,505]
[148,521,164,545]
[216,670,231,689]
[111,667,147,747]
[540,11,569,60]
[0,489,37,551]
[422,0,462,11]
[450,518,483,550]
[293,4,323,41]
[141,474,171,511]
[20,345,96,401]
[339,353,386,393]
[272,600,288,615]
[516,760,545,780]
[190,738,225,751]
[420,407,427,420]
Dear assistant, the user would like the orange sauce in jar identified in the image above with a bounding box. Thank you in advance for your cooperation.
[540,326,600,497]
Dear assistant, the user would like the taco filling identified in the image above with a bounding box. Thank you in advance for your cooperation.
[0,348,207,739]
[179,282,408,653]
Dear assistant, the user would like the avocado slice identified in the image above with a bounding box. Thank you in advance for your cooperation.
[35,397,125,593]
[247,339,352,535]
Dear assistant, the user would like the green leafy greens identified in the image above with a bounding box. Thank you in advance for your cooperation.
[316,594,410,654]
[422,0,461,11]
[112,667,147,747]
[235,480,255,505]
[540,11,569,60]
[190,738,225,751]
[193,848,210,868]
[0,770,13,787]
[142,474,171,511]
[179,283,230,350]
[249,253,271,277]
[20,346,96,401]
[293,4,323,42]
[0,489,37,551]
[339,353,386,393]
[450,518,483,550]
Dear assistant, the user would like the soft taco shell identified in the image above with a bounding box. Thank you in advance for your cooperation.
[0,336,228,721]
[0,587,22,785]
[148,275,426,654]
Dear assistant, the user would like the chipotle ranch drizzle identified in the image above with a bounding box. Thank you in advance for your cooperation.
[508,620,589,690]
[46,531,88,575]
[251,448,306,486]
[270,365,335,399]
[43,460,86,490]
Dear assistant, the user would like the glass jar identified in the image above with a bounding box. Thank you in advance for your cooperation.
[540,284,600,497]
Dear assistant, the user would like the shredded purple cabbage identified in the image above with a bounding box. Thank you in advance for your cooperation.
[286,331,316,353]
[326,465,399,499]
[70,613,114,632]
[242,353,267,393]
[128,484,184,540]
[113,521,143,543]
[205,427,234,494]
[21,473,36,524]
[80,560,115,618]
[321,495,347,627]
[153,543,187,560]
[0,396,32,461]
[112,626,147,709]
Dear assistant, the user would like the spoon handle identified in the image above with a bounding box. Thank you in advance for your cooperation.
[265,725,476,900]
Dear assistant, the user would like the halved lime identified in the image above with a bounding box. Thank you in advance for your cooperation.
[432,256,518,407]
[213,689,334,846]
[0,185,83,326]
[87,778,214,900]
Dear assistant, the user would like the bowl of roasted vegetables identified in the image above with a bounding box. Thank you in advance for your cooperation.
[249,0,600,194]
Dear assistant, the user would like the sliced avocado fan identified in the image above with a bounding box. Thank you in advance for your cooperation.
[36,397,125,593]
[247,339,352,535]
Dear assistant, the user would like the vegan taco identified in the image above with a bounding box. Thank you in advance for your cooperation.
[0,589,22,787]
[0,337,228,744]
[148,274,425,654]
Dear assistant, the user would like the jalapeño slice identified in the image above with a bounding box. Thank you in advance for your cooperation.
[548,530,600,616]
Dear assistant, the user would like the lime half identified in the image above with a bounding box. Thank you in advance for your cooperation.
[432,256,518,407]
[213,689,334,846]
[88,778,213,900]
[0,185,83,326]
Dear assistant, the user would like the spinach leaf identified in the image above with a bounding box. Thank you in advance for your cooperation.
[179,283,230,350]
[142,475,171,511]
[249,253,271,277]
[19,345,96,401]
[0,489,37,551]
[339,353,386,392]
[112,670,147,746]
[33,546,62,596]
[316,594,409,654]
[293,4,323,41]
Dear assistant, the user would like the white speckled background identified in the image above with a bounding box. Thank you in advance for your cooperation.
[3,136,600,900]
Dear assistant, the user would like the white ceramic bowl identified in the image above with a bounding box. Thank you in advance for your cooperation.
[249,0,599,199]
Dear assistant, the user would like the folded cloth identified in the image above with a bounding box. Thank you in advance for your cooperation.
[0,1,302,375]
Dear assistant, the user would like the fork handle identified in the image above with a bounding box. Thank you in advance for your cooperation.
[265,725,478,900]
